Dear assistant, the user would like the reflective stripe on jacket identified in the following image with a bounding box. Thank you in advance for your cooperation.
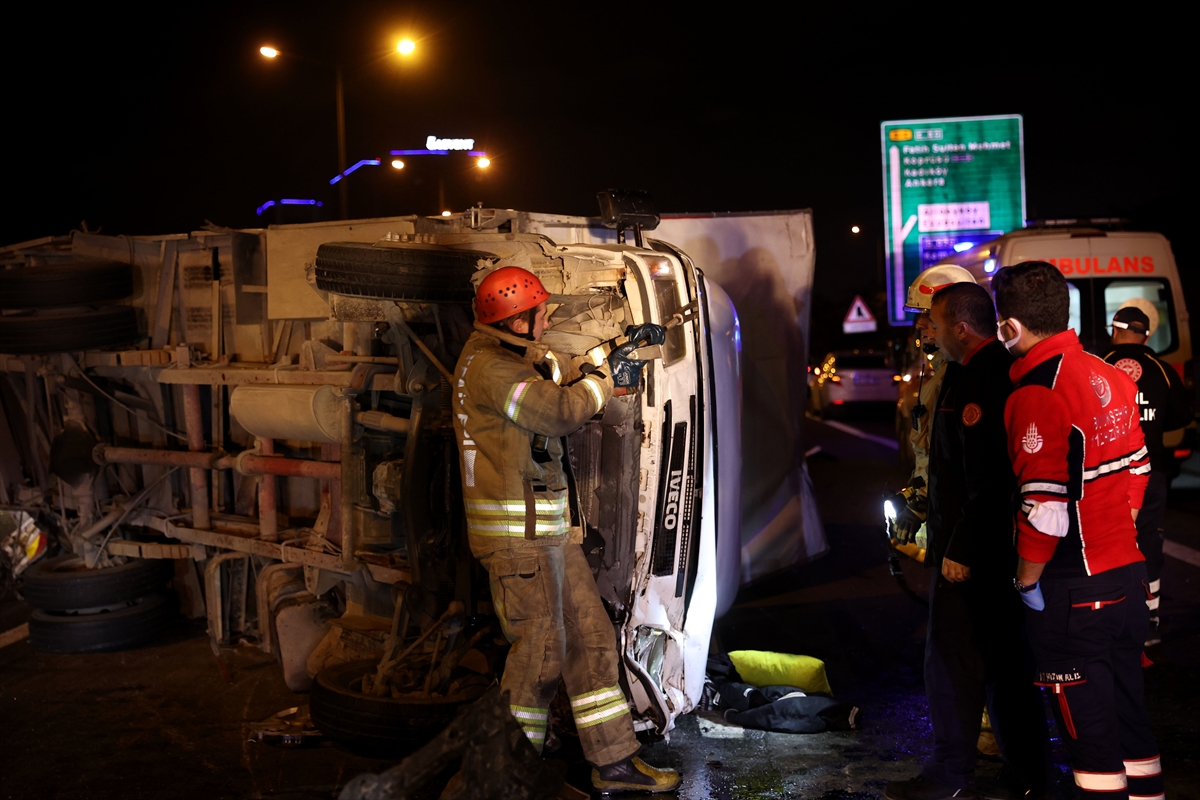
[453,323,613,557]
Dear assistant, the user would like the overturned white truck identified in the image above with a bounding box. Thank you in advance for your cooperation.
[0,200,819,752]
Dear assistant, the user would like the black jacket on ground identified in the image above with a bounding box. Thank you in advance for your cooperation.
[1103,343,1192,474]
[926,338,1017,576]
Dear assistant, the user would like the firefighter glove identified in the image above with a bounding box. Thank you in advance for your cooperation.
[892,490,927,544]
[609,341,649,388]
[624,323,667,347]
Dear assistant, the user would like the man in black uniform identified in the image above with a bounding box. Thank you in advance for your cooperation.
[1103,305,1192,645]
[886,283,1046,800]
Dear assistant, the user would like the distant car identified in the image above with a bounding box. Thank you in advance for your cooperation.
[810,350,899,416]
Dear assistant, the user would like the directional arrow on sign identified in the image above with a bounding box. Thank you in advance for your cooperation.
[843,295,877,334]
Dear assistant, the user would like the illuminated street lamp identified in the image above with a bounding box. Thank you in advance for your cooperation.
[851,225,861,234]
[391,159,405,169]
[258,39,417,219]
[476,156,491,169]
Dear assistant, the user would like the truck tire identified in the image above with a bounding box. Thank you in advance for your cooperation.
[314,242,492,303]
[21,555,173,612]
[0,306,140,354]
[27,592,176,654]
[0,261,134,309]
[310,659,487,757]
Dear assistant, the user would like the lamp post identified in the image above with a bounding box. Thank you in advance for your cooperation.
[259,40,416,220]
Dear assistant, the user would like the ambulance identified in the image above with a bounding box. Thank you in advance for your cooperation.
[935,226,1190,365]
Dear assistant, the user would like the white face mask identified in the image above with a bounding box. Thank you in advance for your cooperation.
[998,318,1023,352]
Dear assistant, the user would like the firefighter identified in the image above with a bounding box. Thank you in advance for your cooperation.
[995,262,1163,800]
[892,265,978,547]
[452,266,679,794]
[1103,304,1192,645]
[884,283,1045,800]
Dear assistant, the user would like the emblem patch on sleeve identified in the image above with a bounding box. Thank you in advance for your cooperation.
[1113,358,1142,382]
[1022,423,1044,454]
[962,403,982,426]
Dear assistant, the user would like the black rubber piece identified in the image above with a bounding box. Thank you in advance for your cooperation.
[310,659,486,757]
[314,242,492,303]
[22,555,173,611]
[0,261,134,309]
[27,592,176,654]
[0,306,141,354]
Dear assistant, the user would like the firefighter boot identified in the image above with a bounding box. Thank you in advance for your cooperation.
[592,756,680,794]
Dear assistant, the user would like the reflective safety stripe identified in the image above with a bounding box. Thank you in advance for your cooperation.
[504,380,536,422]
[1124,756,1162,777]
[546,351,563,384]
[570,684,631,729]
[465,498,567,514]
[1129,794,1166,800]
[570,686,625,709]
[1070,596,1125,610]
[466,518,569,537]
[1148,580,1161,594]
[1074,770,1127,791]
[574,698,631,728]
[464,496,568,537]
[1084,447,1148,482]
[463,450,477,488]
[509,704,549,743]
[582,375,606,412]
[1020,481,1069,495]
[1147,595,1160,610]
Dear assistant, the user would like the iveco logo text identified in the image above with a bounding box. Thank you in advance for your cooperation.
[663,470,683,530]
[426,136,475,150]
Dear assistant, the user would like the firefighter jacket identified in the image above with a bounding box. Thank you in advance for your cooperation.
[925,338,1017,575]
[453,323,613,558]
[1103,343,1192,474]
[1005,330,1149,575]
[909,351,946,491]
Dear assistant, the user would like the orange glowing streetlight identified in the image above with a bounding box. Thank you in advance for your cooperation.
[258,39,419,219]
[476,156,491,169]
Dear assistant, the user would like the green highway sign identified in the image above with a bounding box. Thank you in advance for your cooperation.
[880,115,1025,325]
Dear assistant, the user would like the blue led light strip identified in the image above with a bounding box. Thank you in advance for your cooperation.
[256,199,324,216]
[329,159,383,185]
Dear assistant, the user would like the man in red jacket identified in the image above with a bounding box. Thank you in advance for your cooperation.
[993,262,1163,800]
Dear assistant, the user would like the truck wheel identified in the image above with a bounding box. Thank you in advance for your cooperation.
[314,242,493,303]
[0,306,140,354]
[21,555,173,612]
[0,261,134,309]
[27,592,176,654]
[310,659,487,757]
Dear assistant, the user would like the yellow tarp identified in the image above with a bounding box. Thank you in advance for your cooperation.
[727,650,832,694]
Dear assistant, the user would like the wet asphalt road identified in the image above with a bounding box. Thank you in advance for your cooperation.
[1,411,1198,799]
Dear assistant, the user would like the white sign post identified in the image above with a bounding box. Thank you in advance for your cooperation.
[843,295,877,334]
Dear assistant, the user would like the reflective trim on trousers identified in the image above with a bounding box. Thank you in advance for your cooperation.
[1074,769,1127,791]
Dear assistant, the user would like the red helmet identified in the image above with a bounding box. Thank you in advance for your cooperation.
[475,266,550,324]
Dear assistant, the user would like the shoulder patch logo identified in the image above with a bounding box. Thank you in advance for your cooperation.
[1022,423,1044,454]
[1113,358,1142,382]
[962,403,983,427]
[1089,372,1112,407]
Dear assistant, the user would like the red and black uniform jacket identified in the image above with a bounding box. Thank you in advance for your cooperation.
[1004,330,1149,575]
[926,337,1018,577]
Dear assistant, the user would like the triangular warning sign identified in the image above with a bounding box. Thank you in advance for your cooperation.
[843,295,877,333]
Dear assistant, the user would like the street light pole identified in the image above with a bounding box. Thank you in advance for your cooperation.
[335,65,348,219]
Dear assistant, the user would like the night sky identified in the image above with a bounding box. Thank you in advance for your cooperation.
[6,5,1194,349]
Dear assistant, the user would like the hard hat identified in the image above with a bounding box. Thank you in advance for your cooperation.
[905,265,977,311]
[475,266,551,324]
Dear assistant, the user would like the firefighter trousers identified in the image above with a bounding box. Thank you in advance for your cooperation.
[1135,473,1167,621]
[1028,562,1163,799]
[479,542,640,768]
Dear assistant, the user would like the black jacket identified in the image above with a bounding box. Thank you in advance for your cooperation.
[1103,343,1192,473]
[926,338,1017,576]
